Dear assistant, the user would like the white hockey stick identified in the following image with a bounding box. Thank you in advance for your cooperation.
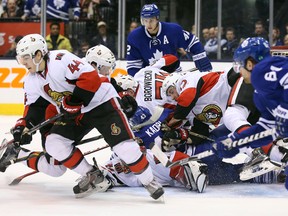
[150,128,277,168]
[131,106,164,130]
[149,142,198,168]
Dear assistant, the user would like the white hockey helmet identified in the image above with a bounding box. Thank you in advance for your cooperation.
[114,74,138,92]
[162,72,183,96]
[85,44,116,76]
[16,34,48,60]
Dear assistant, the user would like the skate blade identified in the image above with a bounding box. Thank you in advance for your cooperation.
[75,183,110,199]
[240,160,281,181]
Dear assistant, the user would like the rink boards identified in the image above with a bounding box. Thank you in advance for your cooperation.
[0,59,232,115]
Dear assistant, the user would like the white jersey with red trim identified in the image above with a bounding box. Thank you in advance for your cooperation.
[134,66,176,114]
[102,149,181,187]
[175,71,231,126]
[24,50,119,113]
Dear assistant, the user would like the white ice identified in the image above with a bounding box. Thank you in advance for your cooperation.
[0,115,287,216]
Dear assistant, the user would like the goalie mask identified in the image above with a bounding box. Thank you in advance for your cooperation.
[86,44,116,76]
[16,34,48,72]
[129,106,152,128]
[233,37,270,69]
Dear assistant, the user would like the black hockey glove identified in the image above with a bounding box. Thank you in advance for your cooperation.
[162,128,192,151]
[120,95,137,118]
[60,95,83,119]
[11,118,33,145]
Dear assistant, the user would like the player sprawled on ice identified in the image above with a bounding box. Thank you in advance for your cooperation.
[126,3,212,76]
[212,37,288,190]
[0,33,164,200]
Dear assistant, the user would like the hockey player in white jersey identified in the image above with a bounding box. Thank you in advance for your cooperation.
[85,44,125,93]
[0,34,164,200]
[115,54,178,115]
[160,68,239,148]
[126,3,212,76]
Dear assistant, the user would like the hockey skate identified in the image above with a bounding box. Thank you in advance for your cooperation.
[0,140,21,172]
[183,160,208,193]
[239,148,282,181]
[73,158,112,198]
[144,178,164,200]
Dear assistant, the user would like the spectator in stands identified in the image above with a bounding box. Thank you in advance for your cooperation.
[129,21,139,33]
[252,20,268,40]
[284,34,288,46]
[201,28,210,44]
[91,20,116,55]
[0,0,4,17]
[191,24,196,35]
[46,22,73,52]
[0,0,23,18]
[21,0,41,21]
[86,0,110,21]
[3,35,22,57]
[77,40,90,58]
[221,27,239,60]
[272,27,283,46]
[47,0,80,21]
[204,26,226,59]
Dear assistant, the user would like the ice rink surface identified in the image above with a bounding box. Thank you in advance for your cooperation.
[0,115,287,216]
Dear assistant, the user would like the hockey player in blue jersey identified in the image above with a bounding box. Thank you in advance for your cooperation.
[213,37,288,190]
[126,3,212,76]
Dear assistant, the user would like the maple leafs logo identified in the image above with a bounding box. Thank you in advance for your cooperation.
[148,49,163,65]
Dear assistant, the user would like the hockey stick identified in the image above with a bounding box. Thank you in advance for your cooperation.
[150,128,277,167]
[149,142,198,168]
[2,135,105,168]
[0,113,64,152]
[9,144,110,186]
[188,131,215,142]
[131,106,164,130]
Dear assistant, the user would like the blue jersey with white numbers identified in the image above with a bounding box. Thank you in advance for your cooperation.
[228,56,288,148]
[126,22,204,76]
[134,108,173,149]
[252,56,288,108]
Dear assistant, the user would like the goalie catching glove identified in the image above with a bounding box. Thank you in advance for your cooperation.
[11,118,33,145]
[162,128,192,151]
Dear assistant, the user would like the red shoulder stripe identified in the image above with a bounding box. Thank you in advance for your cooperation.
[77,70,101,93]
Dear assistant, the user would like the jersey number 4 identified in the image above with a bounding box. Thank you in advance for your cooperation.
[68,60,83,73]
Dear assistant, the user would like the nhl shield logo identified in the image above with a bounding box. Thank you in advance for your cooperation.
[111,123,121,135]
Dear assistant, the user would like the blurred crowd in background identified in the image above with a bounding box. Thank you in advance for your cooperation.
[1,0,288,60]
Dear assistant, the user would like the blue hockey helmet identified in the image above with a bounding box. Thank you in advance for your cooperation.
[233,37,271,67]
[129,106,152,128]
[140,4,160,19]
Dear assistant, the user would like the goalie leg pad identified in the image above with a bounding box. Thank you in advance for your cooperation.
[183,160,208,193]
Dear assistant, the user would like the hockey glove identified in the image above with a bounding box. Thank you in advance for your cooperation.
[60,95,83,119]
[161,119,183,132]
[162,128,192,151]
[192,51,212,72]
[213,133,240,158]
[11,118,33,145]
[120,95,137,118]
[275,104,288,137]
